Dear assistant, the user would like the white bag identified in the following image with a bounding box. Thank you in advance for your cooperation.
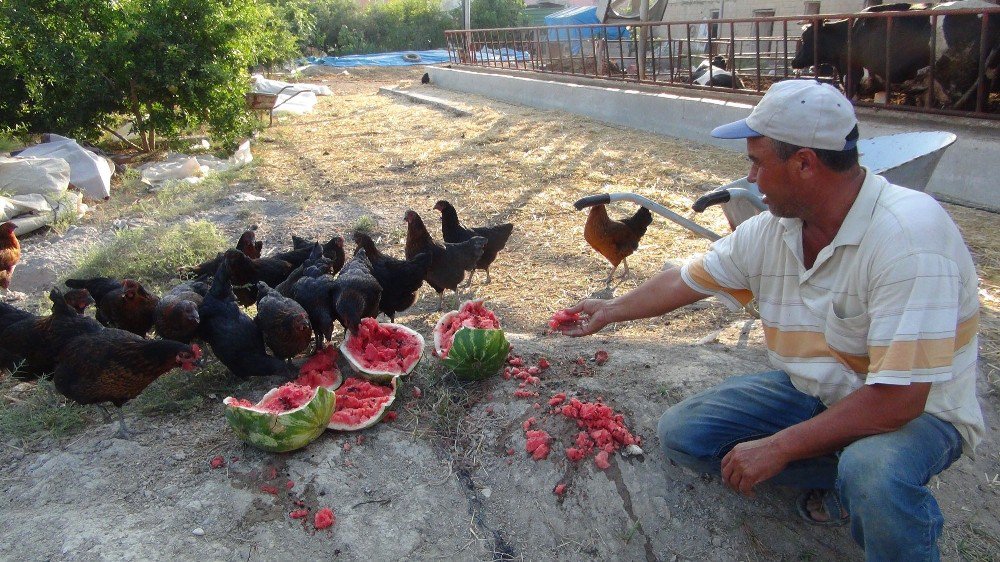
[15,134,112,199]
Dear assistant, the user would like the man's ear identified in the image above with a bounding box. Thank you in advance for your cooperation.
[794,148,820,180]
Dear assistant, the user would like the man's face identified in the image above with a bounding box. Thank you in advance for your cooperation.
[746,137,805,219]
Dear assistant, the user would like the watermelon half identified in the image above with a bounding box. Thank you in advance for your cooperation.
[223,383,335,453]
[328,376,398,431]
[433,300,510,381]
[340,318,424,384]
[295,345,344,390]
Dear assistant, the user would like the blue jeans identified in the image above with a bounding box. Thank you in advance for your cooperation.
[657,370,963,561]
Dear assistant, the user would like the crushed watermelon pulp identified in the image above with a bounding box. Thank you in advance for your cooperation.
[345,318,422,372]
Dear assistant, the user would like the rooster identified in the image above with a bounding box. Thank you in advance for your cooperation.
[0,222,20,291]
[353,232,431,321]
[433,200,514,285]
[404,210,487,311]
[53,331,202,437]
[584,204,653,286]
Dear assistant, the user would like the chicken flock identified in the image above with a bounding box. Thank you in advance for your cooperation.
[1,197,654,437]
[0,203,528,437]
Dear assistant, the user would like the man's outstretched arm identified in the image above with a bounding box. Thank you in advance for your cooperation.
[559,267,709,337]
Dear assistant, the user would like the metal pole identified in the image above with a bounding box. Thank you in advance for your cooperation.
[464,0,471,31]
[639,0,649,80]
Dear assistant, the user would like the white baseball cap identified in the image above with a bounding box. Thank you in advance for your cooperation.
[711,80,859,151]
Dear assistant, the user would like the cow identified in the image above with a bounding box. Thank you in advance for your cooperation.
[691,56,744,88]
[791,3,934,96]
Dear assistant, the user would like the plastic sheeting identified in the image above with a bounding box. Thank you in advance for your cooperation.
[138,139,253,188]
[0,156,85,235]
[545,7,630,54]
[304,49,451,67]
[250,74,332,96]
[14,134,112,200]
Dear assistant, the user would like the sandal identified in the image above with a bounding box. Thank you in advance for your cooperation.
[796,489,849,527]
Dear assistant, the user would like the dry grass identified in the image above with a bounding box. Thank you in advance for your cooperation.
[251,67,1000,378]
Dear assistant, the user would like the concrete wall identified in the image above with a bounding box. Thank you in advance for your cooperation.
[428,66,1000,211]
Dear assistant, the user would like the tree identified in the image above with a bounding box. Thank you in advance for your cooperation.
[0,0,297,150]
[468,0,527,29]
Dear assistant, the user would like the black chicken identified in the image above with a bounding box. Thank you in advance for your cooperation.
[198,262,291,379]
[181,227,262,278]
[276,242,340,298]
[433,200,514,285]
[65,277,159,336]
[255,282,312,362]
[404,210,487,310]
[288,251,340,351]
[223,249,296,307]
[331,248,382,334]
[272,235,345,273]
[353,232,431,321]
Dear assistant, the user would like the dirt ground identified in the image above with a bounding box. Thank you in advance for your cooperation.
[1,66,998,561]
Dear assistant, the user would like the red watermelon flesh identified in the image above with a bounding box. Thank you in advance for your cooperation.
[437,300,500,357]
[344,318,422,373]
[231,383,315,414]
[296,345,342,389]
[548,309,581,330]
[329,377,394,428]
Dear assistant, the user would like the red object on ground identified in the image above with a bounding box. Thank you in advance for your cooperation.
[538,358,550,370]
[314,507,335,530]
[383,411,398,422]
[266,466,278,480]
[594,350,609,365]
[514,389,539,398]
[289,509,310,519]
[548,393,567,407]
[286,480,294,490]
[525,430,552,460]
[594,450,612,469]
[508,355,523,367]
[553,484,567,496]
[260,485,279,495]
[522,417,536,431]
[558,397,638,467]
[411,386,422,399]
[209,456,226,469]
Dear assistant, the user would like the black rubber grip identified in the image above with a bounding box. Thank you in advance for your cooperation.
[573,194,612,210]
[692,191,732,213]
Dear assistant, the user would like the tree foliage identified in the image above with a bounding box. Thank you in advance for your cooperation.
[0,0,297,150]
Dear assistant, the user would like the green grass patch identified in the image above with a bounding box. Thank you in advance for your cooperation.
[353,215,377,234]
[0,377,92,440]
[147,165,256,222]
[129,361,233,416]
[66,220,227,285]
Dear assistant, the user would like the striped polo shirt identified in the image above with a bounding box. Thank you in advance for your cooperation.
[680,170,984,454]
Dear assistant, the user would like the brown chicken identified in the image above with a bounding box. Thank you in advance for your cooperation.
[53,330,202,436]
[153,280,209,343]
[0,288,104,379]
[97,279,160,336]
[404,210,487,310]
[433,200,514,285]
[255,281,312,362]
[64,277,160,336]
[0,221,21,290]
[63,288,96,314]
[584,204,654,286]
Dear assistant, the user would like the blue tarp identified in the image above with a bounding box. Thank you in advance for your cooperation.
[304,49,451,67]
[476,47,531,62]
[544,6,630,54]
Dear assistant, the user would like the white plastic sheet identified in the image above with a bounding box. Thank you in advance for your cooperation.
[0,156,86,234]
[15,134,112,199]
[0,156,70,196]
[250,74,332,96]
[138,139,252,188]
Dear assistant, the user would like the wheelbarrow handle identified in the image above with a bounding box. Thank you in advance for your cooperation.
[692,190,732,212]
[573,194,612,210]
[574,193,722,242]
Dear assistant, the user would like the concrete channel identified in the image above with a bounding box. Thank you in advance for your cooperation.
[428,65,1000,213]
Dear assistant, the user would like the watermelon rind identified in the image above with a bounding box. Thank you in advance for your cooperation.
[339,322,425,384]
[223,386,335,453]
[327,376,398,431]
[441,327,510,381]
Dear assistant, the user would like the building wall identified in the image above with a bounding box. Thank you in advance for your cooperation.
[663,0,864,22]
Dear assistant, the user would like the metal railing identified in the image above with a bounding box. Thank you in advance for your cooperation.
[443,6,1000,119]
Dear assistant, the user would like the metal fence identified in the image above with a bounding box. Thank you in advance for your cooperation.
[443,6,1000,120]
